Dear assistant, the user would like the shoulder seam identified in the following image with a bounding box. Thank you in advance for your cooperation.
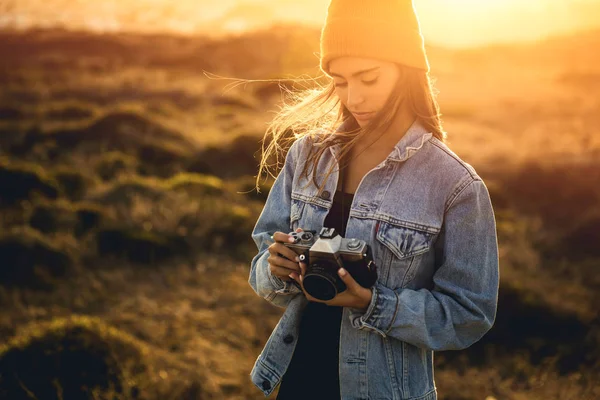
[445,177,479,211]
[428,138,478,180]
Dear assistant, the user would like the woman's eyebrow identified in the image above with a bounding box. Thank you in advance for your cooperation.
[330,66,380,79]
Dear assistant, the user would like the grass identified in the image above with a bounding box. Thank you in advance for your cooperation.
[0,26,598,399]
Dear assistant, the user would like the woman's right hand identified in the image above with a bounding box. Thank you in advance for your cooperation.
[268,228,303,281]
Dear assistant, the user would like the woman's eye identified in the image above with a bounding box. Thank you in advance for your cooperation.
[334,82,347,88]
[362,78,378,86]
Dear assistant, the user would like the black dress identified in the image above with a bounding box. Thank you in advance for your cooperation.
[277,189,354,400]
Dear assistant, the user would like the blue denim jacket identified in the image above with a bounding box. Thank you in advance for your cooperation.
[248,120,499,399]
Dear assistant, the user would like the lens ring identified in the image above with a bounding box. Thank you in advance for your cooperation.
[303,272,338,301]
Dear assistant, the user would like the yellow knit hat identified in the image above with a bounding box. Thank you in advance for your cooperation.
[320,0,430,74]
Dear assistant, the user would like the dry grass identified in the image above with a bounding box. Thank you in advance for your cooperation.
[0,26,598,399]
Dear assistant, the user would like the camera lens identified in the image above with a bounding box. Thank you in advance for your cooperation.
[303,261,339,301]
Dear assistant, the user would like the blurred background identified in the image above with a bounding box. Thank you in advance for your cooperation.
[0,1,599,399]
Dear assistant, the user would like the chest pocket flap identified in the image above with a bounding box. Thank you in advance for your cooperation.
[376,220,437,259]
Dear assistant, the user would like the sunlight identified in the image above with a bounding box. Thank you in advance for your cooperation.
[1,0,599,48]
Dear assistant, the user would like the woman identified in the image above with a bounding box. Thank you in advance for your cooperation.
[248,0,499,399]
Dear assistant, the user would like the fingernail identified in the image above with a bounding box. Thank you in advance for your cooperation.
[288,236,295,243]
[338,268,347,277]
[295,256,300,262]
[289,273,294,279]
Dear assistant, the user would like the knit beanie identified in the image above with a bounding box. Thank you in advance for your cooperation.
[320,0,430,74]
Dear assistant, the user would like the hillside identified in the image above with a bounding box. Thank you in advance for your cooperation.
[0,26,598,399]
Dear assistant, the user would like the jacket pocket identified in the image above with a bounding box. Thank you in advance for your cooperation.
[375,220,437,288]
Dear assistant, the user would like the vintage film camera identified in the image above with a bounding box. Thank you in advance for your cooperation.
[284,227,377,301]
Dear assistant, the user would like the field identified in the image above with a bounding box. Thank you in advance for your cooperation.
[0,26,599,399]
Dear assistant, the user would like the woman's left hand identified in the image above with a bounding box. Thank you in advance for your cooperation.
[289,263,373,311]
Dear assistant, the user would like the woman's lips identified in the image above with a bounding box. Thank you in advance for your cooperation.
[353,111,374,121]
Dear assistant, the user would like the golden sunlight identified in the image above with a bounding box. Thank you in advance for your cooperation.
[1,0,599,48]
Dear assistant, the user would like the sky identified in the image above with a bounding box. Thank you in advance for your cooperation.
[1,0,600,48]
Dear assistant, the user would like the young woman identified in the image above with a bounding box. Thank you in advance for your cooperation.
[248,1,499,399]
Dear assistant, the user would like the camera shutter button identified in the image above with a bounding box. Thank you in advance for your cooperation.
[347,238,361,249]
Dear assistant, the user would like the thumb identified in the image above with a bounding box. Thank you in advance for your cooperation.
[338,268,360,291]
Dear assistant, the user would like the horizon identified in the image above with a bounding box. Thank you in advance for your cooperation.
[2,0,600,49]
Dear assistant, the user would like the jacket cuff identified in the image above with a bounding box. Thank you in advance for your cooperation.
[349,282,399,337]
[265,255,303,295]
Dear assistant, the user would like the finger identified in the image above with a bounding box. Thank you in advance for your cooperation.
[270,265,298,280]
[338,268,361,292]
[272,231,296,244]
[268,243,301,265]
[290,268,322,303]
[268,254,301,272]
[299,262,307,277]
[289,271,300,281]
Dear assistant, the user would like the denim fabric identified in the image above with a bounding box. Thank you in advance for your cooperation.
[248,120,499,399]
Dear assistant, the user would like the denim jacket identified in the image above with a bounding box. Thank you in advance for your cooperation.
[248,120,499,399]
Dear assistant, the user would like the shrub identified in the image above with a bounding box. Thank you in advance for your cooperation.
[27,200,110,237]
[88,176,168,206]
[75,202,111,237]
[166,172,224,196]
[0,315,149,399]
[29,200,78,234]
[95,151,138,181]
[0,227,74,288]
[136,141,189,178]
[44,104,95,121]
[51,166,96,201]
[0,157,60,206]
[96,227,189,265]
[186,134,261,179]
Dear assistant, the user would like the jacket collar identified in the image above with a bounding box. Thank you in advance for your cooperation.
[313,118,433,163]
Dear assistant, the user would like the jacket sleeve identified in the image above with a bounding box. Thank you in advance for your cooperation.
[248,138,304,308]
[349,178,499,351]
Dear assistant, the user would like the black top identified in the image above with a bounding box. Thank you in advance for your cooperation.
[277,189,354,400]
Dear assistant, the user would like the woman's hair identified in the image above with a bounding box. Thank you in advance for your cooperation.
[256,64,446,195]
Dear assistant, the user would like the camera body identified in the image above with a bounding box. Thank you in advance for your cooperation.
[284,227,377,301]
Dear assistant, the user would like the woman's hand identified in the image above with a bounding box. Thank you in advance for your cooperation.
[289,262,373,311]
[267,228,303,281]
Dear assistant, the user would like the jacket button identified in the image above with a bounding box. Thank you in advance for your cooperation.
[320,190,331,200]
[283,334,294,344]
[261,380,271,390]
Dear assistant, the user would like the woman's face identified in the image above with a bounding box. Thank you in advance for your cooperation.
[329,57,401,127]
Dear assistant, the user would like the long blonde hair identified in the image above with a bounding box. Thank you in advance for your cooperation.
[256,64,446,195]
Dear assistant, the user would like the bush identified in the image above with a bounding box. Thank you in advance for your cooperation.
[0,227,74,288]
[75,203,111,237]
[88,176,168,206]
[0,315,149,399]
[186,134,261,179]
[51,166,96,201]
[27,200,110,237]
[0,157,60,206]
[29,200,78,234]
[96,227,189,265]
[136,141,188,178]
[166,172,224,196]
[95,151,138,181]
[44,104,95,121]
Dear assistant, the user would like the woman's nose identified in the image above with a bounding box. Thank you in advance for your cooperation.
[346,85,365,108]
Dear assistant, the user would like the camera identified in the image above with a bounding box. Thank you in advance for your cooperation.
[284,227,377,301]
